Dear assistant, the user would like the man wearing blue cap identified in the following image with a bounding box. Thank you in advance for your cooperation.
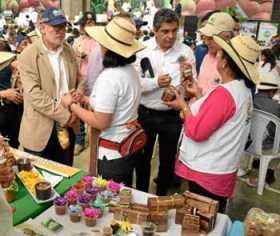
[17,8,84,166]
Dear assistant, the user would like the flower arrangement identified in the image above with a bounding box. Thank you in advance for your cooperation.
[94,176,108,190]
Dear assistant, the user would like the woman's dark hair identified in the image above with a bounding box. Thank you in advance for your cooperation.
[103,49,136,68]
[261,49,276,71]
[222,51,255,89]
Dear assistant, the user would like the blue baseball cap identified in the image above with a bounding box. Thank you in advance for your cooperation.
[41,8,67,26]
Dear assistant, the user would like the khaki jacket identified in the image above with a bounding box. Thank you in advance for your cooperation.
[18,39,84,151]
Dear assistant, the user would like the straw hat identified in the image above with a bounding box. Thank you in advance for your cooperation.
[85,17,145,58]
[199,12,235,37]
[213,35,260,84]
[0,52,15,71]
[257,73,280,90]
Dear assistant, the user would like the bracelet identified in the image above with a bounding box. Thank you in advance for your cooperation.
[179,105,188,119]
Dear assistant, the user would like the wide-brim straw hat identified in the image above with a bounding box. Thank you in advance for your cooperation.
[0,52,15,71]
[257,73,280,90]
[85,17,145,58]
[213,35,260,84]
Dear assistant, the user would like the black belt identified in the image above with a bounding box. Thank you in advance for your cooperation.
[139,104,179,116]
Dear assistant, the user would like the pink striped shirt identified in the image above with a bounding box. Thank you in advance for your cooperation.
[197,53,221,95]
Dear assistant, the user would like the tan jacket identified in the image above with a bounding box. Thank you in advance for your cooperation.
[18,39,84,151]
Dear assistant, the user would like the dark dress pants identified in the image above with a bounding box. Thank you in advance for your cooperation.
[0,103,23,148]
[24,126,76,166]
[136,105,182,196]
[189,181,228,213]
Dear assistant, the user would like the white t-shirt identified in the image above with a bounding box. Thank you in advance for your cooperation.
[90,65,141,160]
[258,62,280,79]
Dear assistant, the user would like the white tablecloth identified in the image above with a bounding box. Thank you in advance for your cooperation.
[29,189,232,236]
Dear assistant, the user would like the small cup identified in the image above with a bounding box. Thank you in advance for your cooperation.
[17,158,32,172]
[142,222,156,236]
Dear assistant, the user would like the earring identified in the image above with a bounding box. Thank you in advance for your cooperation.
[222,64,226,69]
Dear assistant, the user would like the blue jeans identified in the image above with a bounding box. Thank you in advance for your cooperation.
[75,121,85,145]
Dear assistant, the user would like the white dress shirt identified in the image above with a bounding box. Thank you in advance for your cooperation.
[136,37,197,110]
[43,45,69,104]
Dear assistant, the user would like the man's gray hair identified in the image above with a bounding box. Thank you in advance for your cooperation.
[153,8,179,32]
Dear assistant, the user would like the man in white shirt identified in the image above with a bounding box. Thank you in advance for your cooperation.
[18,8,84,166]
[136,8,196,196]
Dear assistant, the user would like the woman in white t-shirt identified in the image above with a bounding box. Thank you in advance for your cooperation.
[258,49,279,79]
[61,17,145,186]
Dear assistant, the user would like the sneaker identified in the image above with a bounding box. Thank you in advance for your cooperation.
[74,144,85,155]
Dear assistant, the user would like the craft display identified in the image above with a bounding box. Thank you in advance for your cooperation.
[69,205,82,222]
[147,194,185,212]
[17,158,32,172]
[183,191,219,216]
[85,186,100,200]
[4,180,19,203]
[53,197,67,215]
[83,207,99,227]
[113,207,149,225]
[64,190,79,205]
[142,222,157,236]
[35,181,52,200]
[13,149,80,177]
[81,176,93,188]
[149,210,169,232]
[72,182,86,195]
[119,188,132,207]
[41,218,63,233]
[92,196,107,217]
[100,190,114,204]
[78,193,91,210]
[107,180,122,195]
[181,214,200,236]
[131,203,149,213]
[18,169,57,203]
[245,208,280,236]
[94,176,108,190]
[0,135,16,167]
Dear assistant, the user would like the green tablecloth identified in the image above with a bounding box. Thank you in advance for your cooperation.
[11,170,88,226]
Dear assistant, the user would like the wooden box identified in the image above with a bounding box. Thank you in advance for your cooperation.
[119,189,132,207]
[183,191,219,215]
[182,214,200,235]
[113,208,149,225]
[149,211,169,232]
[175,207,186,224]
[130,203,149,213]
[148,194,185,212]
[198,211,216,234]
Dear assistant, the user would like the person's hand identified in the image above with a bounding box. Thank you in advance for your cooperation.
[2,88,23,104]
[182,80,202,99]
[61,93,74,108]
[70,89,83,104]
[164,89,187,111]
[158,74,172,88]
[0,165,15,188]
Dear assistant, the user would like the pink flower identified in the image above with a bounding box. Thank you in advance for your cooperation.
[65,190,78,200]
[82,176,93,183]
[108,180,122,192]
[84,207,100,218]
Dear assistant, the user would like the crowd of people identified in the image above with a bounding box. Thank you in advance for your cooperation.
[0,1,280,219]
